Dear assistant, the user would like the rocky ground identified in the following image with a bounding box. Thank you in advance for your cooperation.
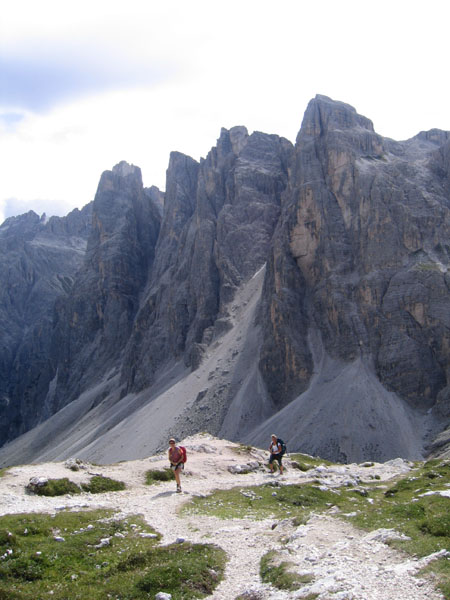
[0,434,445,599]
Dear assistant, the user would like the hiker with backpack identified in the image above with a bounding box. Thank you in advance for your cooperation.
[168,438,186,493]
[268,434,285,475]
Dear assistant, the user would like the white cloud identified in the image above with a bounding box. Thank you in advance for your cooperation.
[1,0,449,224]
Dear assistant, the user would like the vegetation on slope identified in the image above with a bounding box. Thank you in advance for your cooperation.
[184,456,450,598]
[0,510,225,599]
[26,475,126,496]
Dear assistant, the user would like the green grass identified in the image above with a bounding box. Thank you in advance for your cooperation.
[260,550,315,591]
[145,468,175,484]
[347,460,450,598]
[0,509,225,599]
[0,468,8,478]
[81,475,125,493]
[289,453,332,472]
[184,458,450,598]
[135,542,226,598]
[230,444,254,455]
[289,453,332,466]
[26,476,126,496]
[27,477,82,496]
[350,460,450,550]
[183,481,365,521]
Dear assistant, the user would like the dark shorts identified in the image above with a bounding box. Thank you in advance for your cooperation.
[269,453,282,465]
[171,463,184,471]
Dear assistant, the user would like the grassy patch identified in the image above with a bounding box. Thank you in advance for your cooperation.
[145,468,175,484]
[81,475,125,493]
[350,460,450,543]
[341,459,450,599]
[26,476,126,496]
[27,477,82,496]
[290,461,313,472]
[184,458,450,599]
[230,444,254,455]
[421,557,450,598]
[135,542,226,598]
[183,481,366,521]
[260,550,314,591]
[289,453,332,470]
[0,510,225,599]
[0,468,9,478]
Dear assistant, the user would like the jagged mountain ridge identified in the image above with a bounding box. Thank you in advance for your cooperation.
[1,95,449,466]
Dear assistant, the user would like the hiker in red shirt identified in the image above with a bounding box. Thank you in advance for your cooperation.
[168,438,184,493]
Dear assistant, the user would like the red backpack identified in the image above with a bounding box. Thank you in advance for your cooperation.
[179,446,187,463]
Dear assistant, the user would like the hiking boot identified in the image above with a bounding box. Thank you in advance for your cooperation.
[176,485,182,493]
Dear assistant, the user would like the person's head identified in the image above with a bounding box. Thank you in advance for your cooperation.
[271,434,277,441]
[169,438,176,446]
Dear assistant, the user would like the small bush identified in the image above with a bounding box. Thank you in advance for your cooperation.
[289,453,332,467]
[290,461,312,472]
[384,477,418,497]
[6,555,48,582]
[0,529,17,547]
[28,477,81,496]
[81,475,125,493]
[145,468,175,484]
[420,514,450,537]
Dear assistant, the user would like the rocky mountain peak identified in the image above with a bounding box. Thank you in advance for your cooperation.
[229,125,249,155]
[112,160,141,178]
[414,128,450,146]
[0,210,40,240]
[214,126,249,163]
[300,94,375,136]
[1,96,450,467]
[296,95,383,161]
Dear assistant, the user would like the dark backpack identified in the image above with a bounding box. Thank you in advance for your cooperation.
[277,438,287,456]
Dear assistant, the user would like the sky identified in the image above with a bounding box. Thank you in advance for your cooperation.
[1,0,449,225]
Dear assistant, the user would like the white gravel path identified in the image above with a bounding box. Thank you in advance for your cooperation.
[0,434,445,599]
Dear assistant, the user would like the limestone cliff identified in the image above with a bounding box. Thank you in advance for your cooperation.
[1,96,449,465]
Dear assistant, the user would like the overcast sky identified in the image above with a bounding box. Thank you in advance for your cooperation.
[1,0,449,225]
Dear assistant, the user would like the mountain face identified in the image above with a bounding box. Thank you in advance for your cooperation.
[0,206,92,443]
[251,97,450,461]
[46,162,163,415]
[121,129,292,392]
[1,95,449,466]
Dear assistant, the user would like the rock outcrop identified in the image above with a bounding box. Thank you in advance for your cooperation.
[0,96,449,465]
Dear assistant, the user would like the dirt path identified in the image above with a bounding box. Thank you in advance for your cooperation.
[0,434,444,599]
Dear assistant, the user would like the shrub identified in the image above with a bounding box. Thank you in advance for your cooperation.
[81,475,125,493]
[420,514,450,537]
[27,477,81,496]
[290,461,312,472]
[145,468,175,484]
